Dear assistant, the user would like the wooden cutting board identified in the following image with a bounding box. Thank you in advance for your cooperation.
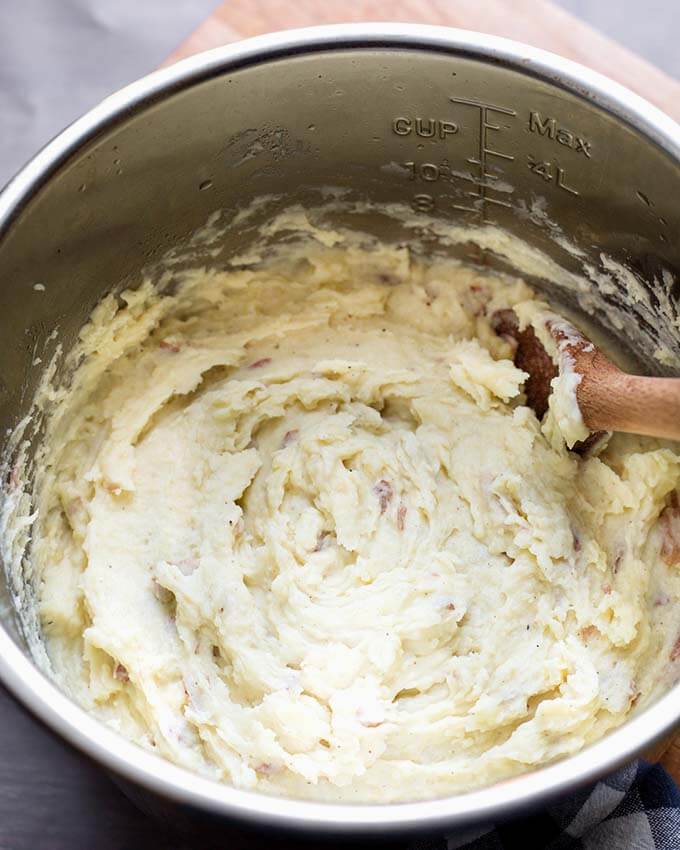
[166,0,680,783]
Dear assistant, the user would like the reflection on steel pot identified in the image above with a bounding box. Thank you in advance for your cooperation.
[0,24,679,840]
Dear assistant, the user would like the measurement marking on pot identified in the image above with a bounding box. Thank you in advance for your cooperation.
[392,97,587,220]
[404,161,444,182]
[449,97,516,222]
[528,111,592,157]
[392,117,459,139]
[412,193,435,212]
[527,156,579,195]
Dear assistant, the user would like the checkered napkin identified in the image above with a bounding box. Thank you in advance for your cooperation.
[411,761,680,850]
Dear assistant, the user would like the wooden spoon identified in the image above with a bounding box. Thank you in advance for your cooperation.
[491,309,680,442]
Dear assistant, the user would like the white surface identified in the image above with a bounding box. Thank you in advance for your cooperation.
[0,0,218,185]
[557,0,680,80]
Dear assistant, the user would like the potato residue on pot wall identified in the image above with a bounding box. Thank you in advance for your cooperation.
[9,213,680,802]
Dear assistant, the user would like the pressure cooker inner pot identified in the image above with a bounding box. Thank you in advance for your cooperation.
[0,45,679,798]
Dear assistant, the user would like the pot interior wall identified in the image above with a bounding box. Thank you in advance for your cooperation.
[0,47,679,654]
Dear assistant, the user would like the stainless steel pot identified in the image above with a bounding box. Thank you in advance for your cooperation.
[0,23,679,841]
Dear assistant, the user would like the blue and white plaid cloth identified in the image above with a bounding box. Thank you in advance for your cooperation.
[412,761,680,850]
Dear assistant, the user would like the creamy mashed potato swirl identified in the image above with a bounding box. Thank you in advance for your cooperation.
[30,240,680,802]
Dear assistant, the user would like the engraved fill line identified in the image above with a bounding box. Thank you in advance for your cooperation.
[450,96,517,223]
[449,96,516,117]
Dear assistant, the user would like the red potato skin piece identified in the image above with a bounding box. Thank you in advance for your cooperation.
[660,493,680,567]
[248,357,272,369]
[670,635,680,662]
[114,664,129,682]
[159,339,181,353]
[374,480,393,514]
[281,430,298,448]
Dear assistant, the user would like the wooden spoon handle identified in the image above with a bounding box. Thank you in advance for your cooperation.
[579,371,680,441]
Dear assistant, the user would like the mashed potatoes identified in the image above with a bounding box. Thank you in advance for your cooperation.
[28,238,680,802]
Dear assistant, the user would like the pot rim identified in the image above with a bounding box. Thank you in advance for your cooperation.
[0,22,679,833]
